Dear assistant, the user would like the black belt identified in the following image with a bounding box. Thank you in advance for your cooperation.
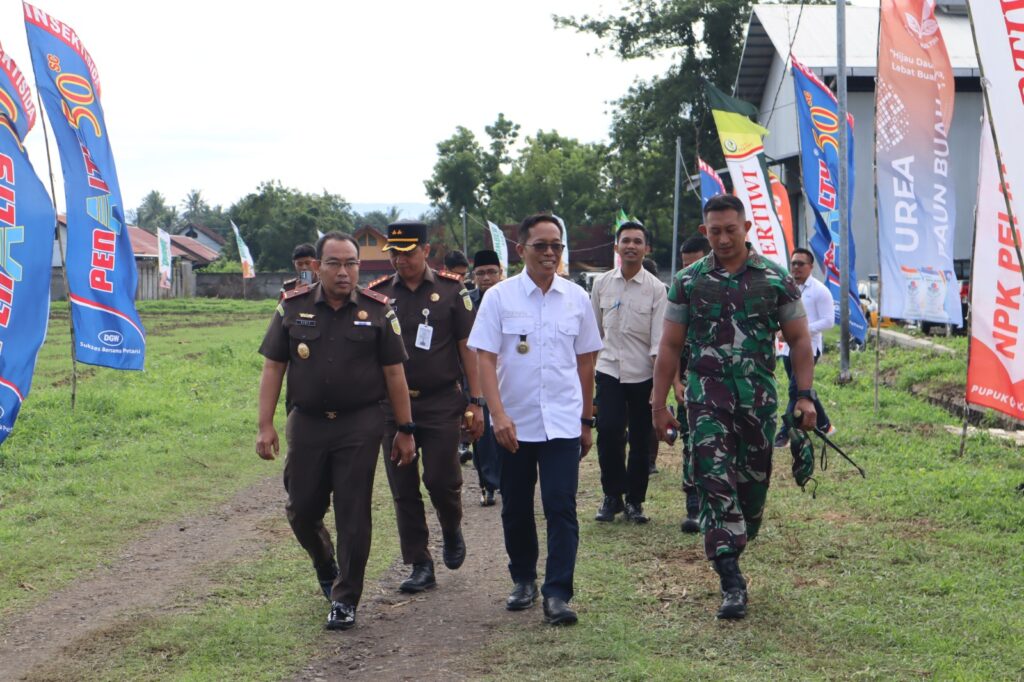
[408,382,458,399]
[293,405,373,420]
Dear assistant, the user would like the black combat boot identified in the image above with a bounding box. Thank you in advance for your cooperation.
[680,488,700,534]
[712,555,748,620]
[595,495,624,522]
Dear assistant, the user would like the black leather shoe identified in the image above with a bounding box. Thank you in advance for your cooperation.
[442,528,466,570]
[458,444,473,464]
[595,495,624,522]
[481,489,496,507]
[624,502,649,524]
[325,601,356,630]
[505,581,538,611]
[717,588,748,619]
[399,561,436,593]
[316,561,338,602]
[543,597,578,625]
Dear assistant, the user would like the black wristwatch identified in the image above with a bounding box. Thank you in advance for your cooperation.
[397,422,417,435]
[795,389,817,401]
[581,416,596,427]
[468,396,486,407]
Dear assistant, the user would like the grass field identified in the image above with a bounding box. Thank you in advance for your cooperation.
[3,303,1022,680]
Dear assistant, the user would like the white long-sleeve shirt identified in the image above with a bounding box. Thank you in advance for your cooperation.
[777,275,834,356]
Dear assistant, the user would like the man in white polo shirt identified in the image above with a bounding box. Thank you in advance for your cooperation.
[590,221,667,524]
[775,247,834,446]
[469,213,603,626]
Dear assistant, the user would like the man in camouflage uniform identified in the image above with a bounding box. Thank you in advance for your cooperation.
[652,194,818,620]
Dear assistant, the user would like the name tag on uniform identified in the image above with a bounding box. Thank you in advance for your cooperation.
[354,320,372,327]
[294,319,316,327]
[415,323,433,350]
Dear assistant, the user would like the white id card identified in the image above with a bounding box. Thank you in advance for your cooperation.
[415,324,433,350]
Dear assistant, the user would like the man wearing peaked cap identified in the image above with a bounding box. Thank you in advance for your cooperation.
[370,219,485,594]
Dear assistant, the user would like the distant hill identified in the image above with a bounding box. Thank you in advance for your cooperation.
[351,203,433,220]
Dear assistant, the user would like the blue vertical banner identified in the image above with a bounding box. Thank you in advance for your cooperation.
[0,42,57,445]
[697,157,726,208]
[24,3,145,369]
[791,58,868,343]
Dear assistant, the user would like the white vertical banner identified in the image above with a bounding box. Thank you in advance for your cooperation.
[965,114,1024,420]
[157,228,172,290]
[486,221,509,271]
[230,220,256,279]
[552,213,570,275]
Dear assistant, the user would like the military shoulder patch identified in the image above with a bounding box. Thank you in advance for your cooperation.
[282,284,312,300]
[367,275,391,289]
[438,270,464,283]
[385,309,402,335]
[359,287,389,305]
[460,288,473,311]
[275,303,284,316]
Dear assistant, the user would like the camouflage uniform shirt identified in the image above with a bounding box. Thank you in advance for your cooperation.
[665,244,805,412]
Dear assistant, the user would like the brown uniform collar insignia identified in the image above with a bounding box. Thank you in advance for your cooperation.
[367,275,390,289]
[282,283,312,300]
[437,269,464,283]
[358,287,389,305]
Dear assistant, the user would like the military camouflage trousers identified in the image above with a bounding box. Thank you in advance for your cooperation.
[687,401,776,561]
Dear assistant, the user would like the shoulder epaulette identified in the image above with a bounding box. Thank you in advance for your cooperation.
[281,277,298,290]
[368,275,391,289]
[282,284,312,300]
[438,270,464,283]
[359,287,389,305]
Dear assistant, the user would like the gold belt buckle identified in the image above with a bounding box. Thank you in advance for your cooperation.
[409,390,421,398]
[325,411,337,420]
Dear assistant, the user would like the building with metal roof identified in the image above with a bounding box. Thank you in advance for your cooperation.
[733,1,979,276]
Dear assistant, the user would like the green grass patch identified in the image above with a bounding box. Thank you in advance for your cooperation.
[477,336,1024,680]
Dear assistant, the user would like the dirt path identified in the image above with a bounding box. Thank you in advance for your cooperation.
[293,479,520,682]
[0,475,287,681]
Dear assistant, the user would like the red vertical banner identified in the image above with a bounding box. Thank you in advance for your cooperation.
[966,117,1024,421]
[875,0,960,325]
[769,170,794,258]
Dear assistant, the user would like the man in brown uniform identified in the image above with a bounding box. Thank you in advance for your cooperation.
[369,220,485,593]
[256,231,416,631]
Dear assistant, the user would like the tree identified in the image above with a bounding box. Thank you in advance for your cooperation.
[489,130,615,232]
[228,181,356,270]
[181,189,210,223]
[355,206,402,230]
[555,0,757,262]
[133,190,179,233]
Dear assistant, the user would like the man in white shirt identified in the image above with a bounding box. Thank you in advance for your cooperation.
[775,248,834,446]
[590,221,667,524]
[469,214,603,626]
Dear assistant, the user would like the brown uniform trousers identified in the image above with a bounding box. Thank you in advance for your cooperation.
[381,385,465,564]
[285,405,384,606]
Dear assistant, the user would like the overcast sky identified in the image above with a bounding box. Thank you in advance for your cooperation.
[5,0,676,216]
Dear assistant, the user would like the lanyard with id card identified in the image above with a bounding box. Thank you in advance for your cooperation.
[415,308,433,350]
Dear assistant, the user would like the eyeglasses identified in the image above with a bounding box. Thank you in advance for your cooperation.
[525,242,565,254]
[790,260,811,267]
[474,267,500,277]
[320,259,360,270]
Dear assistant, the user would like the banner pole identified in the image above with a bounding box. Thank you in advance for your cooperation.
[965,2,1024,289]
[36,92,78,410]
[958,193,982,458]
[871,5,884,415]
[671,137,682,276]
[836,0,852,384]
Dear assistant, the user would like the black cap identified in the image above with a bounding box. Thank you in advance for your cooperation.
[473,250,501,268]
[383,220,428,252]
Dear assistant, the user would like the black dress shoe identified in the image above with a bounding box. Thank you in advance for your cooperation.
[543,597,578,625]
[505,581,538,611]
[316,561,339,602]
[399,561,436,593]
[326,601,356,630]
[442,528,466,569]
[595,495,624,522]
[624,502,649,524]
[480,489,496,507]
